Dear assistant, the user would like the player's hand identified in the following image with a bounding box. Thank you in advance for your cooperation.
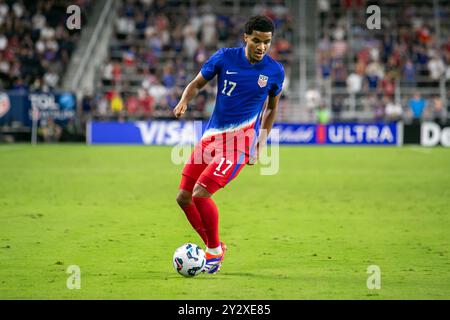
[248,155,258,165]
[173,102,188,118]
[247,143,260,166]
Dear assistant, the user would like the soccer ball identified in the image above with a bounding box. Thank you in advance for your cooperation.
[173,243,206,277]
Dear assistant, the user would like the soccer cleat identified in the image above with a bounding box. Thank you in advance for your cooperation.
[203,242,227,274]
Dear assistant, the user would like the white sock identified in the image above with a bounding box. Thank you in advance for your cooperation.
[206,245,222,255]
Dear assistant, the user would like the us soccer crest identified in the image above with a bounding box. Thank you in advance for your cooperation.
[258,74,268,88]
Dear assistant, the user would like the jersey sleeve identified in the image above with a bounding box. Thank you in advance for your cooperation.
[200,48,226,81]
[268,63,285,97]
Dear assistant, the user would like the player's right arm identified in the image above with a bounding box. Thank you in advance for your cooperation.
[173,72,209,118]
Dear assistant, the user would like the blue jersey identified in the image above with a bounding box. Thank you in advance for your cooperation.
[200,47,284,140]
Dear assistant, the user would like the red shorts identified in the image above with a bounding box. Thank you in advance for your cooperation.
[180,134,251,194]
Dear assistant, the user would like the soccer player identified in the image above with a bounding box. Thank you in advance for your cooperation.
[174,15,284,274]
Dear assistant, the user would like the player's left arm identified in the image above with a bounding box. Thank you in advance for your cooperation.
[258,92,281,150]
[260,92,281,140]
[248,93,281,165]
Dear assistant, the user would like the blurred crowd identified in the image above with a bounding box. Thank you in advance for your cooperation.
[2,0,448,127]
[0,0,91,92]
[314,0,449,123]
[85,0,293,120]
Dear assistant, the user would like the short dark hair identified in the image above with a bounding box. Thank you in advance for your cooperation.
[244,15,275,35]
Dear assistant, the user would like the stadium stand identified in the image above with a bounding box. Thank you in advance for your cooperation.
[0,0,92,91]
[316,0,450,123]
[92,0,293,121]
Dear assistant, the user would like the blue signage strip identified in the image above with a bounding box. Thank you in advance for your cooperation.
[89,121,399,146]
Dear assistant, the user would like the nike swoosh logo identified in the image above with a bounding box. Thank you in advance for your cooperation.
[213,172,225,177]
[226,71,238,74]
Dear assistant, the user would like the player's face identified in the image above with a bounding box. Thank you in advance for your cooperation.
[244,30,272,63]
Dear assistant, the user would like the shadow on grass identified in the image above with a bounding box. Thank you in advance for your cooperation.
[148,270,302,281]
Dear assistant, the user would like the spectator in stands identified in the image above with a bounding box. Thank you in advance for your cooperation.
[43,68,59,91]
[116,12,134,40]
[428,95,445,123]
[11,78,28,92]
[402,59,416,87]
[183,23,199,58]
[201,8,217,47]
[381,74,395,98]
[346,70,363,94]
[137,89,154,117]
[40,117,62,143]
[384,97,403,122]
[414,45,429,70]
[102,60,114,86]
[162,63,175,89]
[332,60,347,87]
[216,18,229,46]
[193,93,207,118]
[134,11,147,35]
[427,51,445,86]
[82,93,93,115]
[147,28,164,58]
[148,79,168,106]
[374,96,385,123]
[62,117,79,142]
[318,0,330,26]
[194,43,208,67]
[126,94,140,117]
[316,103,331,124]
[96,93,110,118]
[331,26,347,59]
[306,88,322,120]
[141,68,158,90]
[408,92,427,123]
[111,92,124,114]
[365,59,384,91]
[319,56,332,82]
[331,95,344,122]
[123,47,137,68]
[416,23,432,45]
[166,90,179,111]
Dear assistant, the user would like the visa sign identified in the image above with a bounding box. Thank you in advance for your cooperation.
[88,121,204,145]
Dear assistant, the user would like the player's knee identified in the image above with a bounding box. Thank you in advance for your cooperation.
[176,190,192,207]
[192,184,212,198]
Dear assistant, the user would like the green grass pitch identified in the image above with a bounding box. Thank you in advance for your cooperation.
[0,144,449,299]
